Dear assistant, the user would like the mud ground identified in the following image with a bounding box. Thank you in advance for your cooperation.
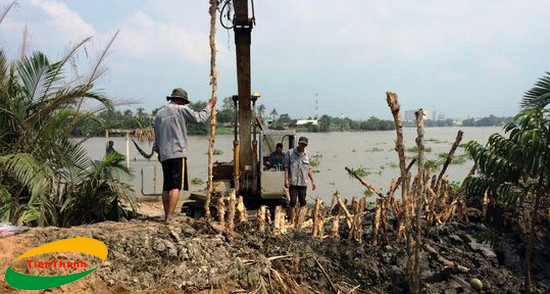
[1,201,548,294]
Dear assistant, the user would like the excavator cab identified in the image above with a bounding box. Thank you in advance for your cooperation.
[259,129,295,200]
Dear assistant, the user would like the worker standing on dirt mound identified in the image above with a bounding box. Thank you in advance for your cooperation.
[154,87,216,223]
[284,136,316,222]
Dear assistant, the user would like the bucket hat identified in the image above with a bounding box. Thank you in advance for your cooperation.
[166,88,190,103]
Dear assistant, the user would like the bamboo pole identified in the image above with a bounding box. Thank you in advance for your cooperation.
[206,0,219,222]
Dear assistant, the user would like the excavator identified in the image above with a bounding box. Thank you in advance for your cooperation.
[182,0,296,217]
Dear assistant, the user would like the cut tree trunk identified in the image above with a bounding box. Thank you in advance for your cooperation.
[206,0,219,222]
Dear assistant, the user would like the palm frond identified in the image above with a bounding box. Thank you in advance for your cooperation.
[0,1,16,25]
[42,37,92,98]
[0,153,54,197]
[86,30,119,86]
[16,51,61,103]
[521,72,550,110]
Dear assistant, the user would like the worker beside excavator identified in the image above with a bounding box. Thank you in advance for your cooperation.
[284,136,316,220]
[154,87,216,223]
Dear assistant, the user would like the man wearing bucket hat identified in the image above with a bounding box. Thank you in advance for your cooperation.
[284,136,316,222]
[154,87,216,223]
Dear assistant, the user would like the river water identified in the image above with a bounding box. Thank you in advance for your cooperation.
[81,126,502,203]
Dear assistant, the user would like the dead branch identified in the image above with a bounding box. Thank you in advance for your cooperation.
[422,243,470,273]
[435,130,463,192]
[335,193,353,229]
[314,257,340,294]
[345,167,385,198]
[389,158,417,196]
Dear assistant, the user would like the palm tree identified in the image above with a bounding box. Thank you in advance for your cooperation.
[464,72,550,293]
[0,21,137,226]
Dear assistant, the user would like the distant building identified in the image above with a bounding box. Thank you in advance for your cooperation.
[431,110,438,121]
[405,109,432,121]
[295,119,319,126]
[404,110,416,122]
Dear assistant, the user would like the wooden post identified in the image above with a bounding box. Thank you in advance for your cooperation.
[273,206,282,235]
[206,0,219,222]
[296,207,308,231]
[330,200,341,238]
[217,196,226,227]
[125,131,130,168]
[227,189,237,231]
[257,205,266,232]
[237,195,248,223]
[373,199,382,246]
[313,197,322,237]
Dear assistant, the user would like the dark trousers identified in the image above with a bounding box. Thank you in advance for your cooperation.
[289,185,307,208]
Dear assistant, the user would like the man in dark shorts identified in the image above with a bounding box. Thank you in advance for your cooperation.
[154,87,216,223]
[284,136,316,222]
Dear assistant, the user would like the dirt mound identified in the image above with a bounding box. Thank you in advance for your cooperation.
[1,212,548,293]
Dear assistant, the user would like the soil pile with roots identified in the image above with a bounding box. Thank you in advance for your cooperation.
[1,208,548,294]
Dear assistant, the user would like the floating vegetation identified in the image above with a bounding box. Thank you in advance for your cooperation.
[389,162,399,169]
[451,154,470,164]
[364,189,374,196]
[449,181,462,192]
[407,146,432,153]
[425,138,442,143]
[191,178,204,185]
[437,153,470,165]
[424,159,441,170]
[366,147,384,152]
[311,152,322,168]
[208,149,224,155]
[349,166,370,177]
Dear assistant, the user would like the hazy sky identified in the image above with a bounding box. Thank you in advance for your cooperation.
[2,0,549,120]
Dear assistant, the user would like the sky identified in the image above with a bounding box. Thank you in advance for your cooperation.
[1,0,550,120]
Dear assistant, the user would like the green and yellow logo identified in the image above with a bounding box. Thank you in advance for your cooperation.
[4,238,108,290]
